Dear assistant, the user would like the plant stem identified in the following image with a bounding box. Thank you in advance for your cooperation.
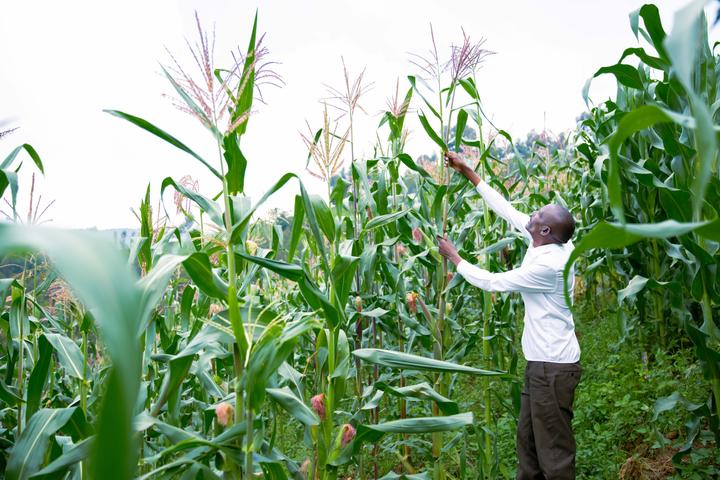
[245,407,254,478]
[480,145,494,473]
[214,104,250,474]
[81,330,87,415]
[17,258,28,436]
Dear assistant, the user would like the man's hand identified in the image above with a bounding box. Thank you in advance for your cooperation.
[437,235,462,266]
[444,151,466,173]
[444,151,481,186]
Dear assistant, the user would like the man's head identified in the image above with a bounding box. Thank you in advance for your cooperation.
[525,204,575,246]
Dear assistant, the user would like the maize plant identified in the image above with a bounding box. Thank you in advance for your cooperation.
[571,0,720,466]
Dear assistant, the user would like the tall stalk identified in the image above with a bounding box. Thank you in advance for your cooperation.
[80,330,88,415]
[392,150,411,464]
[426,35,447,480]
[215,128,251,475]
[327,59,371,478]
[16,259,28,436]
[469,73,495,473]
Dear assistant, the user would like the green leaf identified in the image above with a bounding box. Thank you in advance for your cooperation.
[136,254,197,336]
[25,335,52,423]
[0,168,19,210]
[63,407,93,441]
[364,209,410,232]
[223,134,247,195]
[353,349,504,376]
[151,326,230,417]
[229,172,296,245]
[1,143,44,172]
[246,317,320,411]
[618,47,666,70]
[360,308,388,318]
[607,105,695,221]
[0,225,149,480]
[617,275,670,303]
[266,387,320,426]
[454,109,468,153]
[298,182,332,276]
[137,184,153,272]
[652,391,703,422]
[374,381,459,415]
[418,111,447,151]
[45,333,84,379]
[104,110,221,179]
[0,382,22,407]
[303,128,323,169]
[407,76,441,119]
[182,253,229,299]
[151,355,193,417]
[662,1,716,220]
[629,4,668,59]
[563,220,710,308]
[309,194,335,243]
[688,95,717,219]
[594,64,644,90]
[179,285,195,330]
[396,153,436,183]
[6,408,77,480]
[383,84,414,140]
[238,253,339,328]
[329,413,474,466]
[475,237,516,255]
[0,143,43,209]
[664,0,705,90]
[379,473,431,480]
[458,78,479,101]
[161,177,224,227]
[331,253,359,310]
[696,217,720,241]
[583,64,644,104]
[232,11,259,137]
[361,412,473,434]
[29,437,93,479]
[287,195,304,263]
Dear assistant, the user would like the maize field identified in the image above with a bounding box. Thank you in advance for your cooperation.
[0,1,719,479]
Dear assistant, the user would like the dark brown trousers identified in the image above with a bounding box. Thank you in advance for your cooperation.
[516,361,582,480]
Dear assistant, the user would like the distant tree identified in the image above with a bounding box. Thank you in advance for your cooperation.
[447,125,477,152]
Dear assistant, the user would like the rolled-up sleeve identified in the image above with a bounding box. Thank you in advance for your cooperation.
[456,259,557,293]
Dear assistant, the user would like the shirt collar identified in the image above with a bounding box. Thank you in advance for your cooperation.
[530,242,564,252]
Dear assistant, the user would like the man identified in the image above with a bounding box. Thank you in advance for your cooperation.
[437,150,581,480]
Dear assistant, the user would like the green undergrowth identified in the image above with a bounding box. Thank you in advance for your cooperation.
[490,298,716,479]
[269,296,717,479]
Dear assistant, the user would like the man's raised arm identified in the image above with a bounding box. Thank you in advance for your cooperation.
[444,151,531,242]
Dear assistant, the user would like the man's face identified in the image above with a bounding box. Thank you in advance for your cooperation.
[526,205,551,239]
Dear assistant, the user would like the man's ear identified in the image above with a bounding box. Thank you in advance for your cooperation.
[540,226,551,236]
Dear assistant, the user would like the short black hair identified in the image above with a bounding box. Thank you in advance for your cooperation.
[552,205,575,243]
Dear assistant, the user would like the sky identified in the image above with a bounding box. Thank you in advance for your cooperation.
[1,0,714,230]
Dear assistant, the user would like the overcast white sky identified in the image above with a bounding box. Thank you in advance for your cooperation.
[0,0,713,229]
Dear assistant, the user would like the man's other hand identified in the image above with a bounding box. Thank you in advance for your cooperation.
[437,235,462,266]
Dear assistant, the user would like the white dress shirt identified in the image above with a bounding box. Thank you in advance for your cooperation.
[456,181,580,363]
